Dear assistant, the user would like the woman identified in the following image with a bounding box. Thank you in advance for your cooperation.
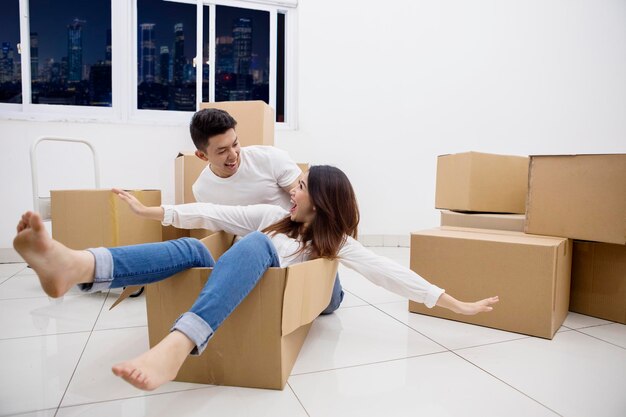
[14,165,498,392]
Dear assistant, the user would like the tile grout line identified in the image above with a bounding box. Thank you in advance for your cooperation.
[286,382,312,417]
[571,327,626,351]
[53,385,218,413]
[290,350,451,378]
[53,290,114,417]
[451,351,565,417]
[370,301,565,416]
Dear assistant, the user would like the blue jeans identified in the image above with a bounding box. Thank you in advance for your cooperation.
[85,232,343,354]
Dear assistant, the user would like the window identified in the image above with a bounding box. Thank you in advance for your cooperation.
[0,0,296,126]
[29,0,112,106]
[136,0,197,111]
[0,0,22,103]
[214,6,269,104]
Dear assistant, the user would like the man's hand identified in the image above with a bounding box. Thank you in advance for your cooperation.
[112,188,164,221]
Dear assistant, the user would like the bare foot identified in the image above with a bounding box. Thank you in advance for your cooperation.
[13,211,95,298]
[112,331,195,391]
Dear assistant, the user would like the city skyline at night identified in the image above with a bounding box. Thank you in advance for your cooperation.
[1,1,274,110]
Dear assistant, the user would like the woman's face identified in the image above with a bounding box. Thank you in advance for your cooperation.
[289,172,316,226]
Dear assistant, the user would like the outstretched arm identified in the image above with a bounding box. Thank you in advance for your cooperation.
[113,189,164,221]
[338,237,499,315]
[435,293,499,315]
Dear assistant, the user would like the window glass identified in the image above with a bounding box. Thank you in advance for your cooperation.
[215,6,269,104]
[202,5,210,103]
[276,12,285,122]
[29,0,112,106]
[137,0,196,111]
[0,0,22,104]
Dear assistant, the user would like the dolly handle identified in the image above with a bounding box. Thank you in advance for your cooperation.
[30,136,101,217]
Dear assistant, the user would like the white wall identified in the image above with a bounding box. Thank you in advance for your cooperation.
[1,0,625,250]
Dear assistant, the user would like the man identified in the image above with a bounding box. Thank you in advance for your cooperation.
[190,108,299,211]
[188,108,343,314]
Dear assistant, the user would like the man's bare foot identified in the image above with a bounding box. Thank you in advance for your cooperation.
[112,330,195,391]
[13,211,95,298]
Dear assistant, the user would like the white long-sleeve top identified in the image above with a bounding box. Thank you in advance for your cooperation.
[162,203,444,308]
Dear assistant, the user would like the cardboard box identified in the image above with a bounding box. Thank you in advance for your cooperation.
[440,210,525,232]
[569,241,626,324]
[114,232,339,390]
[408,227,572,339]
[525,154,626,244]
[435,152,529,214]
[51,189,162,249]
[174,152,209,204]
[199,101,274,147]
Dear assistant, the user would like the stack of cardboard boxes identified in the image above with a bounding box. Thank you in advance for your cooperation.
[409,152,626,339]
[50,101,334,390]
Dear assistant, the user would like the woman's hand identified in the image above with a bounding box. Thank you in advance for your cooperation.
[112,188,164,221]
[435,293,499,316]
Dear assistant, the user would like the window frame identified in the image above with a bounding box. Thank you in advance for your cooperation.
[0,0,297,129]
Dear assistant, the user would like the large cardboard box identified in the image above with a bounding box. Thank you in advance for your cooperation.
[51,189,162,249]
[440,210,525,232]
[200,101,274,146]
[408,227,572,339]
[435,152,529,214]
[525,154,626,244]
[115,231,339,390]
[569,241,626,324]
[174,152,209,204]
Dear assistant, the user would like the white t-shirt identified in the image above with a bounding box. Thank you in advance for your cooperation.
[192,146,302,211]
[161,203,445,308]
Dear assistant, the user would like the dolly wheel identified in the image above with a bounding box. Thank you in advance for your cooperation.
[129,286,144,298]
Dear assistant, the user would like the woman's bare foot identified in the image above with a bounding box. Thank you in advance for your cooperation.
[13,211,95,298]
[112,330,195,391]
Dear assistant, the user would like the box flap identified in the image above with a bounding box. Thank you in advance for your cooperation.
[281,258,338,336]
[199,231,236,259]
[110,285,144,310]
[111,231,233,310]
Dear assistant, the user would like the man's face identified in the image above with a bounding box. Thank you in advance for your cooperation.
[195,128,241,178]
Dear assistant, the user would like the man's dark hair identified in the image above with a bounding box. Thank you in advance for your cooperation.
[189,108,237,151]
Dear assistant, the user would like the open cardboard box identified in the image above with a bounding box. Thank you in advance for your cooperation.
[569,240,626,324]
[114,231,339,390]
[51,189,162,249]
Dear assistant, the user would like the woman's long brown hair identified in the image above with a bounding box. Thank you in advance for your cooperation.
[262,165,360,259]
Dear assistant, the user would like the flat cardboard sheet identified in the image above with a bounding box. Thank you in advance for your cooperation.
[440,210,525,232]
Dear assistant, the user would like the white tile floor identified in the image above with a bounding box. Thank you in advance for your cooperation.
[1,248,625,417]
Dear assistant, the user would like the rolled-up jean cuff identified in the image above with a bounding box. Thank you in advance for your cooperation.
[171,312,215,356]
[77,248,114,293]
